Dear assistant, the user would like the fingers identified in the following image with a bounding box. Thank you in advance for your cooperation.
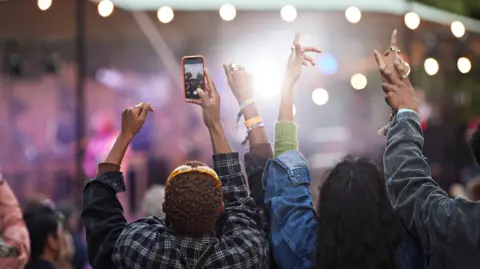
[379,66,402,85]
[382,83,397,93]
[185,99,203,105]
[293,33,302,61]
[302,47,322,54]
[373,50,386,69]
[303,55,315,66]
[390,29,398,47]
[197,89,209,106]
[138,102,151,121]
[223,64,233,81]
[204,68,217,97]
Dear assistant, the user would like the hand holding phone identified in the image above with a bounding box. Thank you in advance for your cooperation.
[182,55,206,101]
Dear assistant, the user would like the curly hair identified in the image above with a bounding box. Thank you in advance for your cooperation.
[163,161,223,235]
[315,156,402,269]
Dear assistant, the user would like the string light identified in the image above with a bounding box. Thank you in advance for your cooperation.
[312,88,329,106]
[404,12,420,30]
[457,57,471,74]
[280,5,297,22]
[350,73,367,90]
[98,0,114,18]
[424,58,439,76]
[451,21,465,38]
[345,6,361,24]
[219,4,236,21]
[157,6,174,23]
[38,0,52,11]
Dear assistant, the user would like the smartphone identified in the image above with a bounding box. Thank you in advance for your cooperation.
[182,55,206,100]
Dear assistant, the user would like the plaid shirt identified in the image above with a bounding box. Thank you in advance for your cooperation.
[82,153,269,269]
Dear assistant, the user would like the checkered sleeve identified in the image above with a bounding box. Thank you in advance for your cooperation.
[211,153,270,269]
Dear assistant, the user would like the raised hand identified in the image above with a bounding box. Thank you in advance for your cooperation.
[121,102,153,138]
[380,29,410,81]
[223,64,253,104]
[284,33,322,88]
[374,51,418,113]
[187,69,221,129]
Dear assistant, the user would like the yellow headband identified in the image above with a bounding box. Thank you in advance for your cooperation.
[166,165,222,190]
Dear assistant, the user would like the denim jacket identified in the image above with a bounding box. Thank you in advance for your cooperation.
[263,149,429,269]
[385,110,480,268]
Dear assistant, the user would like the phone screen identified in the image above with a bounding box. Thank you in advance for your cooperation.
[183,57,205,100]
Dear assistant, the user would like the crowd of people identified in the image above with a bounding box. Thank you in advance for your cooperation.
[1,29,480,269]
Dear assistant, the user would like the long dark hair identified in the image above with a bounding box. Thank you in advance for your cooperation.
[315,156,402,269]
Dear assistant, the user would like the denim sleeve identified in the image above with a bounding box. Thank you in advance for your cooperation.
[385,111,480,265]
[264,150,316,269]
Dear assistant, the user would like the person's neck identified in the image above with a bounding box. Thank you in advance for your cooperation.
[40,251,56,264]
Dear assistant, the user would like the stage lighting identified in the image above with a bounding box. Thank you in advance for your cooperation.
[38,0,52,11]
[451,21,465,38]
[98,0,114,18]
[457,57,471,74]
[312,88,329,106]
[317,53,338,75]
[158,6,174,23]
[219,4,236,21]
[424,58,439,76]
[350,73,367,90]
[281,5,297,22]
[345,6,361,24]
[404,12,420,30]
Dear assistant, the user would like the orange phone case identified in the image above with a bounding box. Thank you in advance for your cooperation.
[182,55,206,101]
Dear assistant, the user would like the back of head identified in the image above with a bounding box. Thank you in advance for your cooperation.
[23,202,62,261]
[315,156,402,269]
[143,185,166,218]
[163,161,223,235]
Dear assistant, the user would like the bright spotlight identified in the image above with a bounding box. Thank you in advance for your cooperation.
[38,0,52,11]
[219,4,236,21]
[457,57,471,74]
[424,58,439,76]
[404,12,420,30]
[345,6,361,24]
[98,0,114,18]
[312,88,329,106]
[252,64,282,100]
[157,6,174,23]
[280,5,297,22]
[451,21,465,38]
[351,73,367,90]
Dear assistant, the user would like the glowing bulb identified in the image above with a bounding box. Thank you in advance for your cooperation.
[219,4,236,21]
[351,73,367,90]
[451,21,465,38]
[424,58,439,76]
[345,6,361,24]
[404,12,420,30]
[280,5,297,22]
[157,6,174,23]
[312,88,329,106]
[457,57,471,74]
[98,0,114,18]
[38,0,52,11]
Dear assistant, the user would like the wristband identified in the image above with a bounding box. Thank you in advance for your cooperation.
[233,99,255,131]
[241,122,265,147]
[245,116,262,129]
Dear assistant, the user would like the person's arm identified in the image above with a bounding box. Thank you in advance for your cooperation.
[0,181,30,268]
[385,110,480,261]
[81,134,130,269]
[264,150,316,269]
[81,103,151,269]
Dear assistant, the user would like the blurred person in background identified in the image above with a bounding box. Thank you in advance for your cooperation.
[141,185,165,218]
[0,169,30,269]
[23,202,65,269]
[57,203,87,269]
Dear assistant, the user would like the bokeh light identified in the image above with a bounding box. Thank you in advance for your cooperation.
[345,6,361,24]
[404,12,420,30]
[219,4,236,21]
[451,21,465,38]
[38,0,52,11]
[457,57,471,74]
[280,5,297,22]
[312,88,329,106]
[98,0,114,18]
[424,58,439,76]
[350,73,367,90]
[157,6,174,23]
